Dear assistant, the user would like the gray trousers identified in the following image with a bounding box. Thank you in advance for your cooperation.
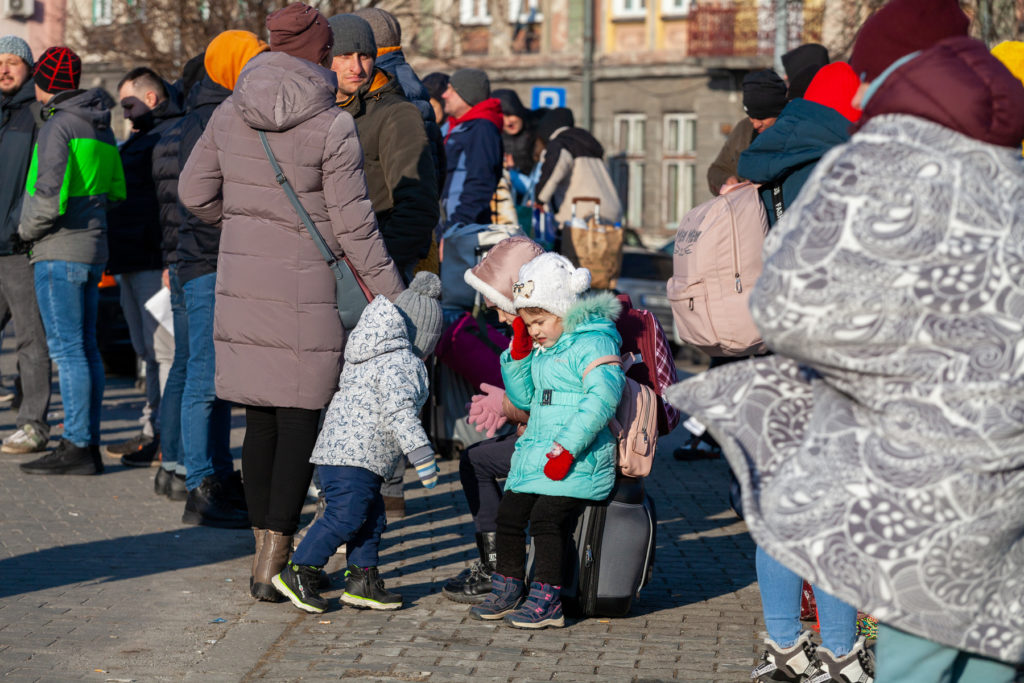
[0,254,51,437]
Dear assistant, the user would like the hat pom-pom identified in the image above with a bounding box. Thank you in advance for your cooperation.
[408,271,442,300]
[570,267,591,294]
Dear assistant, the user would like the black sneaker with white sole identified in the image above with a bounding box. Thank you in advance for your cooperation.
[341,565,402,610]
[273,562,328,614]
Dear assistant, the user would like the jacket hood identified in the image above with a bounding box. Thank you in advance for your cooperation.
[550,126,605,158]
[561,290,622,337]
[738,98,852,183]
[344,295,411,364]
[234,51,338,132]
[45,88,114,129]
[193,75,231,109]
[854,36,1024,148]
[464,236,545,314]
[446,97,503,140]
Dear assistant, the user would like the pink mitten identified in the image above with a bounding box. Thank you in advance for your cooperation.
[467,383,508,438]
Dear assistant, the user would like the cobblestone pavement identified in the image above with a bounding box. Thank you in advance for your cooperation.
[0,363,764,682]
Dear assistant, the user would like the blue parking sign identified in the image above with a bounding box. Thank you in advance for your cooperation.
[531,86,566,110]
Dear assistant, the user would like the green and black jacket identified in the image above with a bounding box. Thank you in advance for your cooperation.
[19,88,126,265]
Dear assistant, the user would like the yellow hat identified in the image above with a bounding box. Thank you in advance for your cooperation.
[992,41,1024,156]
[204,30,268,91]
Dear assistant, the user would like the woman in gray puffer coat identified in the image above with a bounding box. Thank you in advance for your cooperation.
[179,2,404,602]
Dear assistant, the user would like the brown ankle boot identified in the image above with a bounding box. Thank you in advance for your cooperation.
[250,528,267,597]
[253,530,292,601]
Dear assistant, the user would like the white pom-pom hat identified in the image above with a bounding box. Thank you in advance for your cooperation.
[512,253,591,317]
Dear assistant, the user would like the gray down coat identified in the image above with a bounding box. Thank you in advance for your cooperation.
[310,295,431,479]
[179,51,404,410]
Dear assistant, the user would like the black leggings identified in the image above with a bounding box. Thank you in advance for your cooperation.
[458,434,516,533]
[495,491,580,586]
[241,405,319,535]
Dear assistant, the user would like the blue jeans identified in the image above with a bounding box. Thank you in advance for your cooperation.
[33,260,105,447]
[875,624,1019,683]
[181,272,232,489]
[756,546,858,655]
[292,465,386,569]
[159,265,188,474]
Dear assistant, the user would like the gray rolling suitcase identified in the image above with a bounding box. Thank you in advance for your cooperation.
[529,476,657,618]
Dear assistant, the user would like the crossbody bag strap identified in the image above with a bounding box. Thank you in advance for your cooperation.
[257,129,344,267]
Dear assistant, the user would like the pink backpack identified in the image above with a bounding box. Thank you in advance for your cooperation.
[583,353,659,478]
[667,181,769,357]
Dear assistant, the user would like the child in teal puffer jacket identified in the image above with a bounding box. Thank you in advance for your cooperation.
[469,253,625,629]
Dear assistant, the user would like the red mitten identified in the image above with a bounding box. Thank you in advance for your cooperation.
[543,444,574,481]
[510,316,533,360]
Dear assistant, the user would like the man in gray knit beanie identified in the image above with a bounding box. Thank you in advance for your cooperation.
[0,35,33,96]
[327,13,376,99]
[449,67,490,109]
[0,34,54,460]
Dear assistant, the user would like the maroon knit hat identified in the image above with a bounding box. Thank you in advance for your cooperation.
[266,2,334,66]
[849,0,969,82]
[33,46,81,93]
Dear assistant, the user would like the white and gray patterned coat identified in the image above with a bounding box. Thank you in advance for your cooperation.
[310,295,430,479]
[667,115,1024,663]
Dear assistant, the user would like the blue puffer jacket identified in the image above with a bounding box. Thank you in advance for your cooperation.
[737,98,852,227]
[501,292,625,500]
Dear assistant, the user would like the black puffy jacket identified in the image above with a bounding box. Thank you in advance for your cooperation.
[0,79,39,255]
[106,96,183,273]
[176,75,230,285]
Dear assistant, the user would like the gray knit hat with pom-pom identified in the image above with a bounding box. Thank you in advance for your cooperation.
[394,272,443,358]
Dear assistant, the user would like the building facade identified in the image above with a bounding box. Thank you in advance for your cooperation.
[409,0,826,241]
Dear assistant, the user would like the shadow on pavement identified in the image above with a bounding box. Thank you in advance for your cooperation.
[0,526,251,599]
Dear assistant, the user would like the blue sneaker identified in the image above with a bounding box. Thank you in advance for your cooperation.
[469,573,524,620]
[503,582,565,629]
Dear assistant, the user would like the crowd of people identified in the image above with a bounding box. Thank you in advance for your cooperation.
[0,0,1022,680]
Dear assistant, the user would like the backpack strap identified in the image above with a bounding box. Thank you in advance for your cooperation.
[582,354,622,381]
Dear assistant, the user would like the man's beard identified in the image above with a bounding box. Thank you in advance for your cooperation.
[0,83,22,97]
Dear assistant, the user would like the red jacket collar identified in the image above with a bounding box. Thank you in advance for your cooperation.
[445,97,503,142]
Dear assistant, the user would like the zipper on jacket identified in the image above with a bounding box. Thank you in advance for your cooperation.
[726,195,742,293]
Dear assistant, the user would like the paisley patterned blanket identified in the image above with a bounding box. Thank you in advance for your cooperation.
[666,114,1024,663]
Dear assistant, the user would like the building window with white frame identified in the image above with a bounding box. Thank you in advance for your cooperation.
[663,113,698,227]
[661,0,693,17]
[613,113,647,229]
[612,0,647,20]
[459,0,543,25]
[93,0,113,25]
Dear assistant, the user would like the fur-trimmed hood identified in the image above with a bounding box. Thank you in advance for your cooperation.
[562,290,621,334]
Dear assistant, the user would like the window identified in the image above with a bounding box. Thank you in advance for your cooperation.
[613,113,647,228]
[459,0,543,25]
[92,0,112,25]
[613,0,647,19]
[663,113,698,227]
[661,0,693,17]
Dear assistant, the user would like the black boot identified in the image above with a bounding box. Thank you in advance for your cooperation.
[341,565,402,610]
[442,532,496,604]
[20,439,99,475]
[155,467,172,496]
[273,561,328,614]
[182,475,250,528]
[168,472,188,501]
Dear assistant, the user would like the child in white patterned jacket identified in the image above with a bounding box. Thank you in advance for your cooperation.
[273,272,444,614]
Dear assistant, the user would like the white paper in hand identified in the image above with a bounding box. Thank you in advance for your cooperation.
[144,287,174,337]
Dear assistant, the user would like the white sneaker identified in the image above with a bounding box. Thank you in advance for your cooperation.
[2,424,48,454]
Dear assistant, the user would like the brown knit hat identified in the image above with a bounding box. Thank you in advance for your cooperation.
[266,2,334,66]
[34,46,81,94]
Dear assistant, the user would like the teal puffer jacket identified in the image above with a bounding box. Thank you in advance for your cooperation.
[501,292,625,500]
